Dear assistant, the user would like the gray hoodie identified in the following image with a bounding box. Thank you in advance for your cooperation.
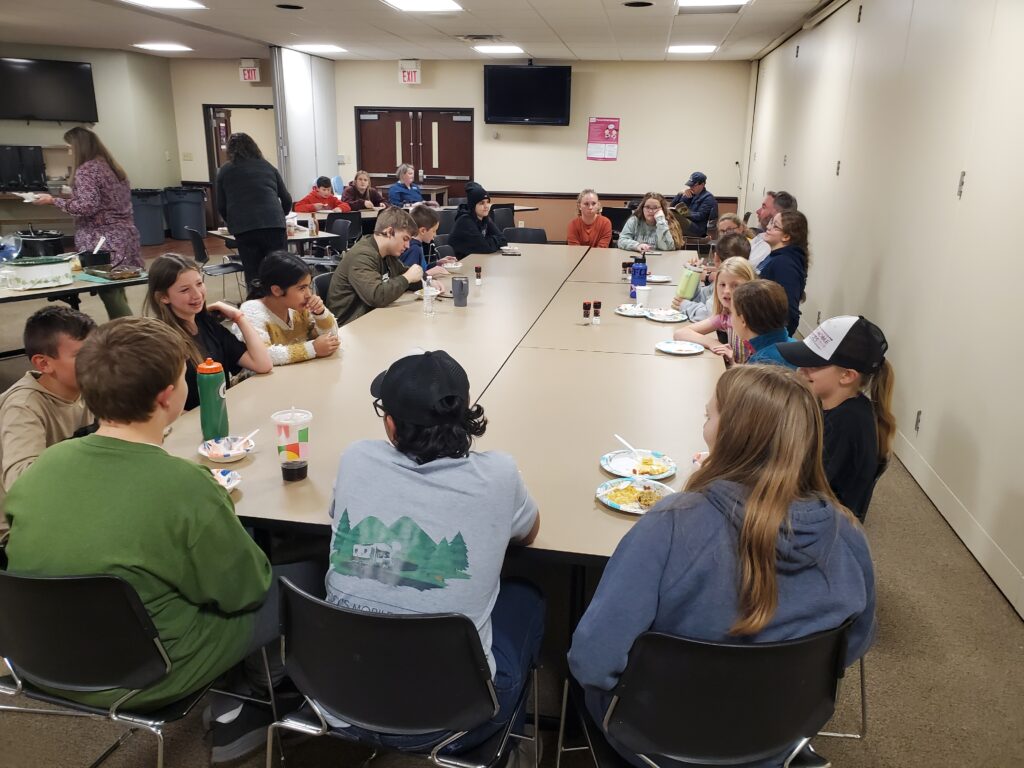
[569,479,875,764]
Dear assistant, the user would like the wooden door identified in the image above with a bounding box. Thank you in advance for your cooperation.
[206,107,232,179]
[356,108,474,200]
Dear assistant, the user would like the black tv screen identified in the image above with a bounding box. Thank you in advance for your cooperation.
[0,58,99,123]
[484,65,571,126]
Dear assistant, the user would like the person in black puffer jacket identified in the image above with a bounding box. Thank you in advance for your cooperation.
[448,182,507,260]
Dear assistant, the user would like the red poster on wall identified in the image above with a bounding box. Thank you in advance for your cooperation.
[587,117,619,161]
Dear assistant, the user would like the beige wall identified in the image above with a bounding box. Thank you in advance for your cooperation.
[0,44,179,188]
[168,59,274,182]
[747,0,1024,615]
[229,108,278,170]
[334,60,752,195]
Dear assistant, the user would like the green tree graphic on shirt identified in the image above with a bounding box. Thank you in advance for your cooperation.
[330,511,469,590]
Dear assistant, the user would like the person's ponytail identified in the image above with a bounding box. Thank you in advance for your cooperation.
[867,360,896,461]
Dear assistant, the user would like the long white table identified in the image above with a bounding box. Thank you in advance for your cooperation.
[163,244,722,559]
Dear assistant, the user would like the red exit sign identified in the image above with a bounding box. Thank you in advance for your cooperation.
[240,67,260,82]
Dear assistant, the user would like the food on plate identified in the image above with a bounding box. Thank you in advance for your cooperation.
[603,482,664,510]
[632,455,670,476]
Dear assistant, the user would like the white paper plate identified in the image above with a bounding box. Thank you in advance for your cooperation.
[414,288,452,299]
[655,340,705,356]
[198,436,255,463]
[16,192,38,204]
[596,478,674,516]
[210,467,241,492]
[499,247,521,255]
[647,275,671,283]
[600,449,677,480]
[441,261,462,271]
[644,308,686,323]
[615,303,647,318]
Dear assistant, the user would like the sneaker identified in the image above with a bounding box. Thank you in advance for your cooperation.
[211,702,274,764]
[789,743,831,768]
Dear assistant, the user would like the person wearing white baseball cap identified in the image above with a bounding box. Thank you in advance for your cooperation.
[777,316,896,521]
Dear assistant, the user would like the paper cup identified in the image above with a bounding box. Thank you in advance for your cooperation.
[272,409,312,462]
[634,286,653,309]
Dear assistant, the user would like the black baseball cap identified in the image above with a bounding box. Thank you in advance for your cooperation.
[777,315,888,373]
[686,171,707,186]
[370,349,471,426]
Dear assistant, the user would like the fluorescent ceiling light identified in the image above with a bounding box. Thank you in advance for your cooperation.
[121,0,207,9]
[667,44,717,53]
[133,42,194,51]
[474,45,524,54]
[292,44,348,53]
[382,0,463,11]
[677,0,748,6]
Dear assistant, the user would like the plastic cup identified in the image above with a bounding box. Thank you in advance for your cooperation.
[272,408,312,481]
[634,286,653,309]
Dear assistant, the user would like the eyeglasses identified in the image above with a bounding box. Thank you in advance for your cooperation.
[372,398,385,418]
[767,222,783,232]
[642,205,662,212]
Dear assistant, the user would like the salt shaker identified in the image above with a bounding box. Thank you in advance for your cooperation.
[474,265,482,286]
[593,300,602,325]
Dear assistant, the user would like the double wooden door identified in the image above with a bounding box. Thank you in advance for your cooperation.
[355,108,474,200]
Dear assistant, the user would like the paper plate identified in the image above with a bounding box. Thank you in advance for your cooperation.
[210,468,241,492]
[600,449,677,480]
[441,261,462,271]
[655,340,705,356]
[615,303,647,318]
[647,275,671,283]
[198,436,255,463]
[414,288,452,299]
[499,247,521,255]
[595,478,674,516]
[644,308,686,323]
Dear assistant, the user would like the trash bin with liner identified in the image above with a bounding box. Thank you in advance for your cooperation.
[163,186,206,240]
[131,188,165,246]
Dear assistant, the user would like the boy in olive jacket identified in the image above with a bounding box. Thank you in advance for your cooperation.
[326,208,424,327]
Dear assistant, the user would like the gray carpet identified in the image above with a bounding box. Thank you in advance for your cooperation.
[1,242,1022,766]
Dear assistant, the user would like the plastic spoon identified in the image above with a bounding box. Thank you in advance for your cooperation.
[614,433,640,461]
[232,428,259,451]
[92,236,106,254]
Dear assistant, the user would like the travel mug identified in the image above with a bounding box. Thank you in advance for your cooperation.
[452,276,469,307]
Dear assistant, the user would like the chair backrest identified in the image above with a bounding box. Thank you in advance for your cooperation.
[435,244,455,260]
[449,196,467,206]
[433,233,449,247]
[313,271,333,298]
[331,175,345,194]
[605,621,853,766]
[503,227,547,244]
[185,227,209,265]
[603,207,633,236]
[438,208,458,236]
[279,578,497,735]
[328,219,351,244]
[491,208,514,233]
[0,571,169,693]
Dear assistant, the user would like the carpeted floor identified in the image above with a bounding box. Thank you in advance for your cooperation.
[1,240,1022,767]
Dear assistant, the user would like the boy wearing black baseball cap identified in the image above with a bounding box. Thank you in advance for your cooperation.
[448,181,508,259]
[324,349,543,752]
[777,316,896,521]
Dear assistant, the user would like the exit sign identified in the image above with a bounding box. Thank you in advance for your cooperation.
[239,59,261,82]
[399,59,421,85]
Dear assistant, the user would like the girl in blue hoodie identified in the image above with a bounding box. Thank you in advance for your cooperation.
[569,365,875,768]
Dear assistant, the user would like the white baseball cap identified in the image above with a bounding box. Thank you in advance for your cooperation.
[777,316,888,373]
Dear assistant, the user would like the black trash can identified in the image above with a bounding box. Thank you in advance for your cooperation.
[131,188,165,246]
[163,186,206,240]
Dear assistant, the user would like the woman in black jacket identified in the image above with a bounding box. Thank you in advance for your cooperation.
[215,133,292,286]
[448,182,507,259]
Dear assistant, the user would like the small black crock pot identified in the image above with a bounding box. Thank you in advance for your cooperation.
[16,227,66,259]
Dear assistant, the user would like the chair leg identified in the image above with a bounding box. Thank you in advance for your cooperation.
[818,656,867,739]
[782,736,811,768]
[85,727,138,768]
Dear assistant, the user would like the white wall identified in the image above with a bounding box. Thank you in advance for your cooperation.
[169,58,274,182]
[747,0,1024,615]
[334,60,752,195]
[0,44,179,188]
[229,108,278,170]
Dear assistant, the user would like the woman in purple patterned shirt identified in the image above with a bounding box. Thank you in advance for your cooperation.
[33,127,141,319]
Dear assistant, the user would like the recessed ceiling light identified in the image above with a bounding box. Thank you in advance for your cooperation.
[667,44,717,54]
[121,0,206,9]
[473,45,524,54]
[677,0,748,6]
[292,44,348,54]
[276,3,304,8]
[133,42,194,51]
[382,0,463,11]
[623,1,654,6]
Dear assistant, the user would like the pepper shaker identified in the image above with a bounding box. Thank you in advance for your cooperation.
[593,300,602,325]
[474,265,482,286]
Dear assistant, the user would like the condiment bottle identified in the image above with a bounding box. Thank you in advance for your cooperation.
[475,265,482,285]
[593,300,602,325]
[197,358,229,440]
[583,300,591,322]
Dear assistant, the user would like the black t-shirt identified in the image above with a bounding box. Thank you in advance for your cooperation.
[822,394,879,521]
[184,312,248,411]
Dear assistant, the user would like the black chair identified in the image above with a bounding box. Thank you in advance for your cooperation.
[557,621,854,768]
[503,227,547,245]
[603,208,633,247]
[435,244,456,261]
[438,209,458,236]
[313,271,334,299]
[186,226,246,302]
[449,196,468,206]
[491,207,514,233]
[266,578,538,768]
[434,234,450,247]
[0,571,212,768]
[324,211,362,248]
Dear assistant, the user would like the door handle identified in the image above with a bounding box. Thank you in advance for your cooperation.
[433,175,470,181]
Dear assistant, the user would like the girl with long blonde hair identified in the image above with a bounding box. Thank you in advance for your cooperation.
[569,365,875,766]
[674,256,756,363]
[778,315,895,521]
[617,192,683,252]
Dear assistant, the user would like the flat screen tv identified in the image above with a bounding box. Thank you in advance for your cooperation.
[0,58,99,123]
[484,65,571,126]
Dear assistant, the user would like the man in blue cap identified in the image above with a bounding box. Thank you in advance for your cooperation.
[671,171,718,238]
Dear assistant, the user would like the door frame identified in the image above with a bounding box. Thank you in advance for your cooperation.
[353,106,475,186]
[202,103,275,184]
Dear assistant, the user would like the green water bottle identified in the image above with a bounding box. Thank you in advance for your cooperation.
[197,358,229,440]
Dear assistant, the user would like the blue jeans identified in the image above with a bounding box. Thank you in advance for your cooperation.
[331,579,546,754]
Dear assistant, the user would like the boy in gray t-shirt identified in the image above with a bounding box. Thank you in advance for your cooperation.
[325,350,544,754]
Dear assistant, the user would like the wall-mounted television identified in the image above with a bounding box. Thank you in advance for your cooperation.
[483,65,571,126]
[0,58,99,123]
